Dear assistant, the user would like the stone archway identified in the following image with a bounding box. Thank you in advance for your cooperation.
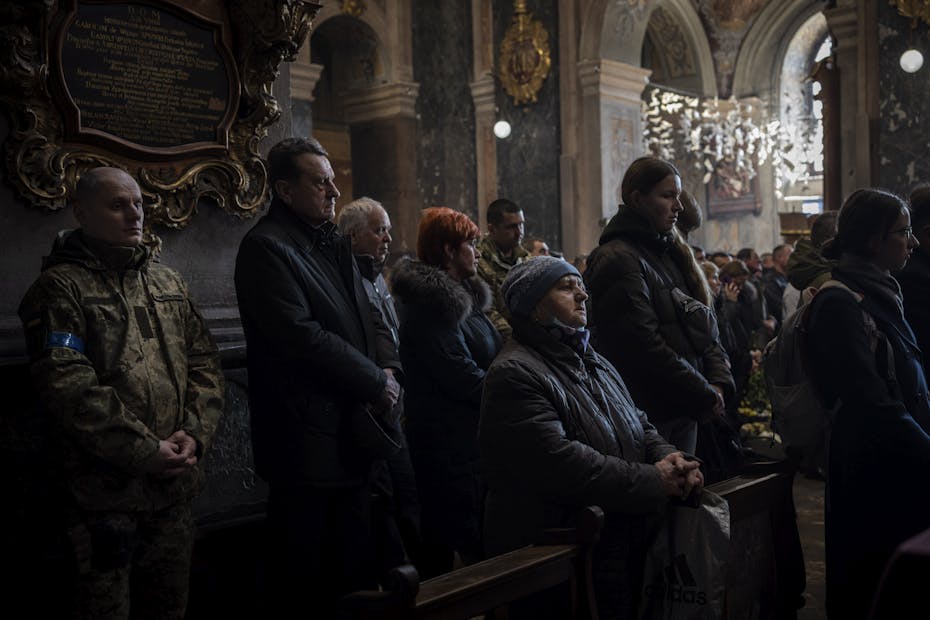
[710,0,831,252]
[561,0,716,257]
[290,3,420,253]
[732,0,828,102]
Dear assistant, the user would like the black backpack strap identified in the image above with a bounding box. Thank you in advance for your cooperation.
[854,300,901,401]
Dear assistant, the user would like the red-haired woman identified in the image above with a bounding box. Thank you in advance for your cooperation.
[392,207,503,578]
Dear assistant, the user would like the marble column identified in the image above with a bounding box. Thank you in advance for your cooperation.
[824,0,877,197]
[471,76,497,232]
[291,61,324,102]
[558,0,580,260]
[574,59,650,256]
[343,82,421,254]
[471,0,496,232]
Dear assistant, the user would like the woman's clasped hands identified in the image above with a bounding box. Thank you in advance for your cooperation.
[655,451,704,501]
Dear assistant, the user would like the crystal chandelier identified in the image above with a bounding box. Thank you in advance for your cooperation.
[642,87,820,197]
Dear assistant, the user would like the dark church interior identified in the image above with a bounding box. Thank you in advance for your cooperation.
[3,1,930,618]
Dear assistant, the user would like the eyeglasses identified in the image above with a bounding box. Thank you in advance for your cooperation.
[889,226,913,238]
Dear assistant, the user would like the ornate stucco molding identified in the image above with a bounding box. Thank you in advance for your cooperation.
[342,81,420,123]
[291,61,324,102]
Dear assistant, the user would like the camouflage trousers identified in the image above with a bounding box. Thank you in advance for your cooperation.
[68,502,193,620]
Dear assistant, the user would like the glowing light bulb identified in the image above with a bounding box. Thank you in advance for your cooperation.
[900,49,924,73]
[493,120,512,139]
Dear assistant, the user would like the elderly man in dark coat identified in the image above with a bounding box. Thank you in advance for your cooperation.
[235,138,401,617]
[337,196,421,577]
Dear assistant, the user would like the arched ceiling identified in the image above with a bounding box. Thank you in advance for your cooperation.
[582,0,717,97]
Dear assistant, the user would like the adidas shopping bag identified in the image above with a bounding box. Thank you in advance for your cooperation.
[640,490,730,619]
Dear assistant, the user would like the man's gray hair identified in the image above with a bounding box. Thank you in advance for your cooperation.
[336,197,385,236]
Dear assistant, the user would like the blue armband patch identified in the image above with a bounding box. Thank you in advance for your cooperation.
[46,331,85,353]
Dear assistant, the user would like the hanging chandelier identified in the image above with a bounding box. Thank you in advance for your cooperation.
[642,87,820,196]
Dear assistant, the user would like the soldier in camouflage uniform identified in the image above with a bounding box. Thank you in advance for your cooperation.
[18,167,225,620]
[476,198,528,339]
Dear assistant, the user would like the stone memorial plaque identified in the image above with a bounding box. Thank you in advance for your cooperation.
[55,1,238,157]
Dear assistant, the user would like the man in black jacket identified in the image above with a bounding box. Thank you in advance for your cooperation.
[235,138,401,617]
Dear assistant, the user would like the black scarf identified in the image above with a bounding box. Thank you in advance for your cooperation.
[833,253,906,321]
[541,322,591,356]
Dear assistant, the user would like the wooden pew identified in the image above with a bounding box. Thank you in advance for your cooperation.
[341,468,800,619]
[716,461,806,619]
[341,505,604,620]
[341,465,800,620]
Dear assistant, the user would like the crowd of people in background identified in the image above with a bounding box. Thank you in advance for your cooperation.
[21,140,930,619]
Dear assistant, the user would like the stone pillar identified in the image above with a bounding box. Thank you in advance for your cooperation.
[343,82,421,254]
[575,59,650,256]
[471,76,497,231]
[291,61,324,102]
[824,0,876,198]
[558,0,580,259]
[471,0,495,232]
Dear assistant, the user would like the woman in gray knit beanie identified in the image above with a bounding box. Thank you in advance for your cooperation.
[479,255,702,619]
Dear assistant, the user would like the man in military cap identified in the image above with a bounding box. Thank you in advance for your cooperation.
[19,167,225,620]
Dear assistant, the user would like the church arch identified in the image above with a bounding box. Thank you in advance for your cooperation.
[580,0,715,96]
[731,0,829,104]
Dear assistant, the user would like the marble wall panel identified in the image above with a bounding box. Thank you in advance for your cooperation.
[412,0,478,222]
[494,0,562,249]
[877,2,930,195]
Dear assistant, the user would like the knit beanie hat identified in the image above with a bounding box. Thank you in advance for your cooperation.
[501,256,581,318]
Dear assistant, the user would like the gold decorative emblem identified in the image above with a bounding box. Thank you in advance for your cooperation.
[342,0,366,18]
[889,0,930,28]
[498,0,551,105]
[0,0,321,233]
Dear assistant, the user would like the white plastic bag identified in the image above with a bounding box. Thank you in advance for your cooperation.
[640,490,730,619]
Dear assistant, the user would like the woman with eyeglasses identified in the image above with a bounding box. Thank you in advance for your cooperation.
[805,188,930,619]
[895,186,930,375]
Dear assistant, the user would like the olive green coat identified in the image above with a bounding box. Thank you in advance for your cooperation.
[476,235,529,339]
[19,230,224,511]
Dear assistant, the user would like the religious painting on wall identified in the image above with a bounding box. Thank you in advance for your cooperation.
[705,162,762,217]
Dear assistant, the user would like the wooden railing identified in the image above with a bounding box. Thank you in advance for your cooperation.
[341,505,604,620]
[340,462,804,620]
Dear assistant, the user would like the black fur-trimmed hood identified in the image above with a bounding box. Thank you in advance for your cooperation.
[391,259,493,325]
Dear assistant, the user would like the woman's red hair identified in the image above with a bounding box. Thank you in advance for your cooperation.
[417,207,480,267]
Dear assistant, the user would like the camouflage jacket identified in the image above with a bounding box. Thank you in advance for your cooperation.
[18,230,224,511]
[476,236,528,339]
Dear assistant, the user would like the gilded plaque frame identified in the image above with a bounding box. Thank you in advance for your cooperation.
[0,0,321,230]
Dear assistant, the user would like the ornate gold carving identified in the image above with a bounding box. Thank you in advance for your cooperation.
[498,0,551,105]
[342,0,366,18]
[0,0,321,231]
[890,0,930,29]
